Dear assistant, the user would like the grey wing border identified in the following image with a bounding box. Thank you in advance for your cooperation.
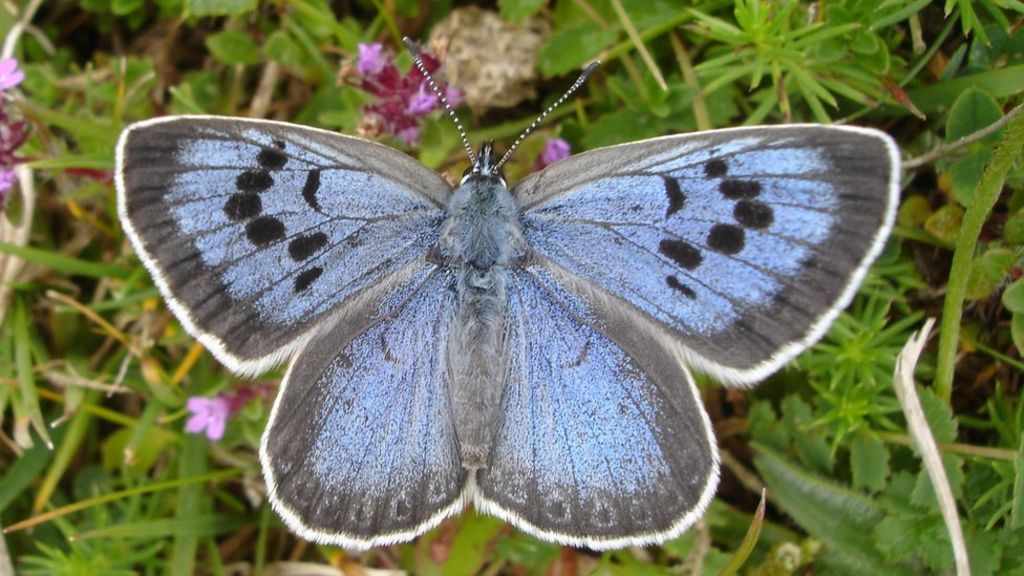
[515,124,902,386]
[115,115,449,376]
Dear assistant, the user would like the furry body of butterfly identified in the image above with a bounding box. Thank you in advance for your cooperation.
[440,164,522,468]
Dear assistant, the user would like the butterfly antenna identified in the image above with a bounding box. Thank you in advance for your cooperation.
[402,37,475,165]
[495,61,600,170]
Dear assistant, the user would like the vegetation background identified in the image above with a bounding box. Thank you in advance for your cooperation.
[1,0,1023,574]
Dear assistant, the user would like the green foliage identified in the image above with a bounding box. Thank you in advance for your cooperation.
[2,0,1024,573]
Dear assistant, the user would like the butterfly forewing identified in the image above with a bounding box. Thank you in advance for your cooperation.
[475,267,719,549]
[260,266,467,548]
[116,116,450,375]
[514,125,899,385]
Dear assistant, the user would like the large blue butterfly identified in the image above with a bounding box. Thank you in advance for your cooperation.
[116,109,898,548]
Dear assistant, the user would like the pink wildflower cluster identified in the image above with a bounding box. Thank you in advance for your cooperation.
[185,383,273,441]
[354,42,460,145]
[0,58,26,210]
[534,138,571,170]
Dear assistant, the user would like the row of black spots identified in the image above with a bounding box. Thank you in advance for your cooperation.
[666,275,696,299]
[289,232,328,262]
[720,179,761,199]
[303,170,322,211]
[734,199,774,229]
[663,177,685,217]
[294,266,323,293]
[246,216,286,246]
[257,140,288,169]
[659,239,701,270]
[704,159,727,178]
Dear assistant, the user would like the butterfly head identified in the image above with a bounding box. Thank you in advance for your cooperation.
[461,142,505,186]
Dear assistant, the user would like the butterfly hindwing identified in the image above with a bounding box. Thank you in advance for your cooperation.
[515,125,899,384]
[116,116,449,374]
[474,266,719,549]
[260,266,467,548]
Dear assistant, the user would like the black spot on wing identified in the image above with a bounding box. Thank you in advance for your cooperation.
[734,200,774,229]
[288,232,328,261]
[720,179,761,199]
[707,223,745,254]
[237,170,273,193]
[704,159,727,178]
[302,170,321,211]
[223,192,261,221]
[257,147,288,170]
[658,239,702,270]
[294,266,323,293]
[246,216,285,246]
[666,275,696,299]
[663,177,685,217]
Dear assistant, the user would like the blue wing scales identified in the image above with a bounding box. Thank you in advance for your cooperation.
[260,268,466,548]
[514,125,899,384]
[474,268,719,548]
[116,116,450,374]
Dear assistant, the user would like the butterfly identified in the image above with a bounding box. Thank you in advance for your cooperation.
[115,51,899,550]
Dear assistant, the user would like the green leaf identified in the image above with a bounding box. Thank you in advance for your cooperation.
[923,204,963,244]
[752,444,902,573]
[263,30,304,70]
[965,247,1015,300]
[187,0,257,16]
[75,514,248,539]
[205,30,261,66]
[1012,313,1024,358]
[111,0,144,15]
[1012,434,1024,529]
[0,243,133,279]
[1002,278,1024,313]
[948,152,992,205]
[873,514,922,561]
[1005,208,1024,243]
[917,387,958,444]
[911,453,964,507]
[947,88,1003,142]
[538,25,619,77]
[898,195,933,228]
[850,435,891,492]
[498,0,543,23]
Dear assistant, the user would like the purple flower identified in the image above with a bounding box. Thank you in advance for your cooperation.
[407,85,438,114]
[536,138,571,170]
[185,396,230,441]
[0,168,13,191]
[445,86,462,108]
[357,43,386,77]
[0,58,23,92]
[353,43,458,146]
[396,126,420,145]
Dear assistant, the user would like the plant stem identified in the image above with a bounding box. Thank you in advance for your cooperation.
[934,110,1024,404]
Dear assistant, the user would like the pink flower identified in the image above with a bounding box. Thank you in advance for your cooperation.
[353,43,458,146]
[535,138,571,170]
[445,86,462,108]
[185,396,230,441]
[397,126,420,145]
[0,168,12,211]
[357,43,386,77]
[407,84,438,114]
[0,58,23,92]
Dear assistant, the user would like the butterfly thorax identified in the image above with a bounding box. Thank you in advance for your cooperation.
[440,167,523,469]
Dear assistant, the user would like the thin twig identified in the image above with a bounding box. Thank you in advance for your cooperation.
[904,101,1024,169]
[609,0,667,91]
[0,0,44,329]
[893,319,971,576]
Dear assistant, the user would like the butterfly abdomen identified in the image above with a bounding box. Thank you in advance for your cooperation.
[442,175,522,469]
